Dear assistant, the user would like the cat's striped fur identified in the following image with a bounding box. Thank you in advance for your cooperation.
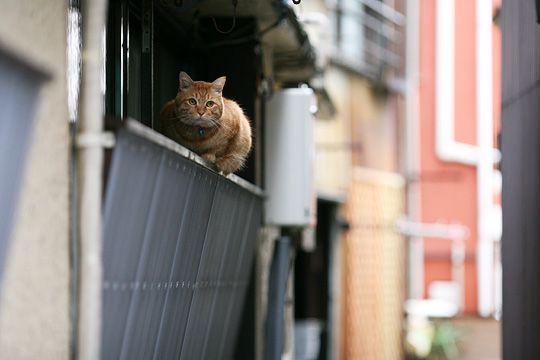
[160,72,252,175]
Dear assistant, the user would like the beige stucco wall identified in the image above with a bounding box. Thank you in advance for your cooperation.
[299,0,395,195]
[301,0,399,195]
[315,65,399,196]
[314,67,353,195]
[347,73,398,172]
[0,1,70,358]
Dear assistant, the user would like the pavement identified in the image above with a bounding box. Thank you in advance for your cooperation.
[451,317,501,360]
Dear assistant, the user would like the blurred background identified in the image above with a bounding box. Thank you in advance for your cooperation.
[0,0,537,359]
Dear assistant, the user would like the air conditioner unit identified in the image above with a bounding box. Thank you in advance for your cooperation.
[264,88,316,227]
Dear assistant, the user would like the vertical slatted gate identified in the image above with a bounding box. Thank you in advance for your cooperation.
[102,129,262,359]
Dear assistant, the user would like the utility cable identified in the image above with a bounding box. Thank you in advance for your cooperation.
[211,0,238,34]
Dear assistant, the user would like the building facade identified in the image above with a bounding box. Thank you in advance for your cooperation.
[0,1,70,358]
[415,0,502,316]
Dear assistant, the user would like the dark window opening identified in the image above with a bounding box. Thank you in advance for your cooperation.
[105,0,262,184]
[332,0,403,81]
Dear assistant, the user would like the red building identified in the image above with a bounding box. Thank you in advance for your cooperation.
[412,0,502,315]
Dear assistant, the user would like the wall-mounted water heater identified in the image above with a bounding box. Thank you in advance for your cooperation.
[264,87,316,227]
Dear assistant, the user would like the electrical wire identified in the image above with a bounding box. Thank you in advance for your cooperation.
[203,16,284,48]
[211,0,238,34]
[195,0,288,49]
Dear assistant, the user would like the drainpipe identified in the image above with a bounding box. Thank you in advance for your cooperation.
[435,0,499,317]
[405,0,423,300]
[77,0,109,358]
[475,0,495,318]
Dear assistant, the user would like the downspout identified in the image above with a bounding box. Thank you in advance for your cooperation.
[435,0,501,165]
[77,0,109,358]
[435,0,499,316]
[405,0,423,300]
[475,0,495,318]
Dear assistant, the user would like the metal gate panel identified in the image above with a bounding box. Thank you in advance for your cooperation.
[102,124,262,360]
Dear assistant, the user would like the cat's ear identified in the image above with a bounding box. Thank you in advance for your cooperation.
[212,76,226,94]
[179,71,194,91]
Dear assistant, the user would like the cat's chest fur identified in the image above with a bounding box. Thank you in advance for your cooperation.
[159,72,252,175]
[161,99,235,153]
[160,98,251,175]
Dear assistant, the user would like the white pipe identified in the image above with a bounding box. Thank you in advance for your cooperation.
[476,0,495,318]
[396,217,469,310]
[435,0,501,165]
[405,0,423,300]
[78,0,108,358]
[435,0,497,316]
[396,218,470,241]
[435,0,458,163]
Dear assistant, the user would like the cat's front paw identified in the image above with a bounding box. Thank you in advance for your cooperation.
[215,156,242,176]
[201,153,216,163]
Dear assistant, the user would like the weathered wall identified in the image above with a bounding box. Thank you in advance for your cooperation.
[346,73,398,172]
[0,1,70,358]
[315,66,398,196]
[314,67,353,195]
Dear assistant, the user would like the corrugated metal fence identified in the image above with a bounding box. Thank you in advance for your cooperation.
[501,0,540,357]
[101,125,262,359]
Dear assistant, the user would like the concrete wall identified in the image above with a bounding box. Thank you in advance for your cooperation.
[418,0,502,314]
[346,74,398,172]
[418,0,478,313]
[0,1,70,358]
[302,0,400,196]
[315,66,399,195]
[314,67,353,195]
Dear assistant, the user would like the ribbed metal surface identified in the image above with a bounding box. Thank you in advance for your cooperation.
[501,0,540,104]
[102,129,262,360]
[501,1,540,357]
[0,50,46,286]
[264,237,290,360]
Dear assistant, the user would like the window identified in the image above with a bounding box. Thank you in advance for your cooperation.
[104,0,261,183]
[331,0,404,80]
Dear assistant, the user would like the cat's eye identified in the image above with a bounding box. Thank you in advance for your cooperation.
[206,101,215,108]
[188,98,197,105]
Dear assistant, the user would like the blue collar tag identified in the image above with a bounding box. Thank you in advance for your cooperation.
[198,127,205,137]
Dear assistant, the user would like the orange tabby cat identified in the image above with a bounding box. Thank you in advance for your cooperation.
[160,72,252,175]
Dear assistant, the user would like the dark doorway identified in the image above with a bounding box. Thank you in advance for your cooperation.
[294,198,343,360]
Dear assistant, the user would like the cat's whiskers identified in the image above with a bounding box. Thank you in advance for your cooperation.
[208,118,222,128]
[159,71,251,174]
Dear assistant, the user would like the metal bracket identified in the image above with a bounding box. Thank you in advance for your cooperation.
[76,131,116,149]
[395,217,470,240]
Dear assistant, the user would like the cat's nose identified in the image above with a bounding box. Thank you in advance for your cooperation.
[197,110,205,116]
